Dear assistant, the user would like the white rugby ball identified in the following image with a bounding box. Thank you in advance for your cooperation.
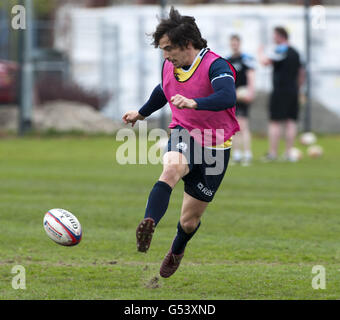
[307,145,323,158]
[300,132,317,146]
[289,147,303,162]
[43,208,82,246]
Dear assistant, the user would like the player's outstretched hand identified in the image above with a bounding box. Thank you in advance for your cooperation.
[170,94,197,110]
[122,111,145,127]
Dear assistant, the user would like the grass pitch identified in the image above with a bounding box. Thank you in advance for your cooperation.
[0,133,340,299]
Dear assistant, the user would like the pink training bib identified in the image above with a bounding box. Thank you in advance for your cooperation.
[162,49,240,147]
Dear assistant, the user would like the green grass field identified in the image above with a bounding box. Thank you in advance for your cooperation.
[0,133,340,300]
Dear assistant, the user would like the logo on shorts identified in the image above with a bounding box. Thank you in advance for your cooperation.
[197,182,214,197]
[176,142,188,152]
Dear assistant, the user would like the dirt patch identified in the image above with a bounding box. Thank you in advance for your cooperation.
[144,276,161,289]
[0,259,15,265]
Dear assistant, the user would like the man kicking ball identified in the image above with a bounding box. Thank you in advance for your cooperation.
[122,7,239,278]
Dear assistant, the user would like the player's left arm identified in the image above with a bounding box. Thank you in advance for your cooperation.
[245,69,256,103]
[171,77,236,111]
[241,54,256,104]
[298,67,305,87]
[297,53,306,89]
[170,94,197,109]
[297,57,306,104]
[258,45,272,66]
[171,59,236,111]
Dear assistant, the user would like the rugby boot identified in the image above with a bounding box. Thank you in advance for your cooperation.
[159,249,184,278]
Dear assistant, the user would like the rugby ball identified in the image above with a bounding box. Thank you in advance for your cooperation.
[289,147,303,162]
[307,145,323,158]
[43,208,82,246]
[300,132,317,146]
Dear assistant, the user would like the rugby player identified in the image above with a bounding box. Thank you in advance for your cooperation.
[123,7,239,278]
[259,27,305,162]
[228,34,256,166]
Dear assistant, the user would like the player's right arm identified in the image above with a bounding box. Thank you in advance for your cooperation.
[245,68,256,104]
[259,44,288,66]
[258,45,272,66]
[122,110,145,127]
[122,84,167,127]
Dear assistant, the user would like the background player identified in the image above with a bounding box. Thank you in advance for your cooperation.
[228,34,256,166]
[258,26,305,162]
[122,7,239,278]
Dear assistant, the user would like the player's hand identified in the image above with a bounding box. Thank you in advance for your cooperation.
[122,111,145,127]
[236,88,255,104]
[244,92,255,104]
[170,94,197,109]
[258,45,271,66]
[299,93,307,105]
[258,45,265,54]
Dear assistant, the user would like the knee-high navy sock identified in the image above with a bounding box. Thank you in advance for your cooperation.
[144,181,172,226]
[171,221,201,255]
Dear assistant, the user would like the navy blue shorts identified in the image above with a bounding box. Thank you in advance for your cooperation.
[166,126,231,202]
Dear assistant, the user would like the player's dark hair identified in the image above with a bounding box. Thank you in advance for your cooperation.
[230,34,241,42]
[152,6,207,50]
[274,26,289,40]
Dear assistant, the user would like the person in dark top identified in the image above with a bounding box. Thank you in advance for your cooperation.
[259,26,305,162]
[228,34,256,166]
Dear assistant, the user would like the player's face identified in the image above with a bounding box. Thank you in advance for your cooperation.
[230,38,240,54]
[273,31,284,44]
[159,34,190,68]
